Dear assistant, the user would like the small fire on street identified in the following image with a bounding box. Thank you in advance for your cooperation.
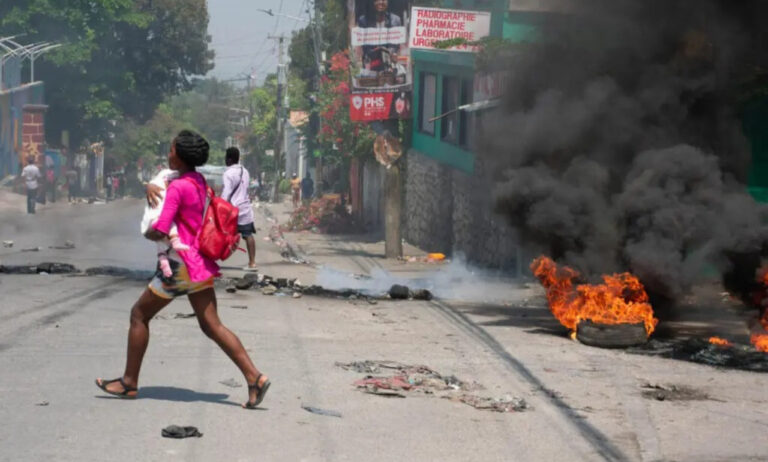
[531,256,659,343]
[708,337,732,348]
[749,270,768,353]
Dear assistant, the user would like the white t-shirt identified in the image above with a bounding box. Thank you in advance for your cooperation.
[21,165,41,190]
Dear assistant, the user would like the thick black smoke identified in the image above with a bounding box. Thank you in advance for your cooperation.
[485,1,768,301]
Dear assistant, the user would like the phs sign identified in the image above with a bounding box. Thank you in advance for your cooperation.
[409,7,491,51]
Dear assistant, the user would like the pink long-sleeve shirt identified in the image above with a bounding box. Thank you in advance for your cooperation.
[153,171,220,281]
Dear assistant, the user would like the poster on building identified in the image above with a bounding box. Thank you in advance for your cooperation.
[349,92,411,122]
[409,7,491,52]
[348,0,412,121]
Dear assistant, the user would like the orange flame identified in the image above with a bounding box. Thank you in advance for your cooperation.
[751,308,768,353]
[751,333,768,352]
[708,337,732,347]
[749,268,768,353]
[531,256,658,336]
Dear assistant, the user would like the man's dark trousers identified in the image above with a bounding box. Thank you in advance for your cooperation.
[26,188,36,214]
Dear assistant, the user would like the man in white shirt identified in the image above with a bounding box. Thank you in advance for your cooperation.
[21,156,41,214]
[221,147,257,270]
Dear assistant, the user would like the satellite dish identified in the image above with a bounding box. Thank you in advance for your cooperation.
[373,132,402,168]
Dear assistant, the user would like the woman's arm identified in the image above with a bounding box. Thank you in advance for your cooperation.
[150,184,181,241]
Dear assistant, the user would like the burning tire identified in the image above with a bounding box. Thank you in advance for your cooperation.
[576,320,649,348]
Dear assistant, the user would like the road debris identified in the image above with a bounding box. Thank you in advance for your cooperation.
[172,313,195,319]
[2,240,13,248]
[84,266,155,280]
[219,378,242,388]
[229,305,248,310]
[161,425,203,439]
[21,246,42,252]
[337,360,522,413]
[35,401,49,406]
[447,394,528,413]
[49,241,75,250]
[388,284,433,301]
[628,338,768,372]
[262,285,278,295]
[640,383,713,402]
[301,405,342,418]
[1,262,78,274]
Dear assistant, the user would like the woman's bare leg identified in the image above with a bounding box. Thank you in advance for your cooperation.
[188,288,267,404]
[98,288,171,393]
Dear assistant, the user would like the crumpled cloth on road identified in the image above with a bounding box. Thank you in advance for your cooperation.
[161,425,203,439]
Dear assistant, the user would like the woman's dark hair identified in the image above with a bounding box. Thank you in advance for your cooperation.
[174,130,209,167]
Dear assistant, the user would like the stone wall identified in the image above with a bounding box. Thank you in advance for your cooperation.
[404,150,454,253]
[405,149,519,269]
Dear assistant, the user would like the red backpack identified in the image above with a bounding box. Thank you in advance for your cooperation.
[183,176,241,261]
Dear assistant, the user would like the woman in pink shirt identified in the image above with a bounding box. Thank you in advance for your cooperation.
[96,130,270,409]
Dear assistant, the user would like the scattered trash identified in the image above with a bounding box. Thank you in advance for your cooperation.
[640,383,713,402]
[301,405,342,418]
[35,401,49,406]
[448,394,528,413]
[21,247,42,252]
[219,378,242,388]
[49,241,75,250]
[292,292,302,299]
[230,305,248,310]
[337,360,521,413]
[161,425,203,439]
[234,278,256,290]
[225,285,237,293]
[427,253,446,261]
[262,285,278,295]
[172,313,195,319]
[2,240,13,248]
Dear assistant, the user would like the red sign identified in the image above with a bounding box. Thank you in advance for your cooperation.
[350,93,412,121]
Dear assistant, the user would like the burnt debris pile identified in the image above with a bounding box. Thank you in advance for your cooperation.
[486,1,768,305]
[628,337,768,373]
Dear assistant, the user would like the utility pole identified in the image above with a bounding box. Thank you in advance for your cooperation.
[268,34,287,203]
[309,0,325,194]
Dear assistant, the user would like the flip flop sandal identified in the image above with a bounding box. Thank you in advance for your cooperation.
[243,374,271,409]
[95,377,138,399]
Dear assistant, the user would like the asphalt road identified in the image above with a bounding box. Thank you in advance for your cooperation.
[1,197,767,461]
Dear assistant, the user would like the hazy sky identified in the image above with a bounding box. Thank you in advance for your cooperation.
[207,0,310,83]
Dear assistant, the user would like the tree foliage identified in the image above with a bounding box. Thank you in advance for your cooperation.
[316,52,375,163]
[111,78,236,169]
[0,0,214,148]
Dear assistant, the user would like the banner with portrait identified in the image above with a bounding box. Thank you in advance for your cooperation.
[348,0,412,120]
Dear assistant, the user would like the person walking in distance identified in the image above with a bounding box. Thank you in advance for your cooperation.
[95,130,270,408]
[290,173,301,208]
[66,168,78,202]
[301,172,314,205]
[21,156,41,214]
[222,147,258,271]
